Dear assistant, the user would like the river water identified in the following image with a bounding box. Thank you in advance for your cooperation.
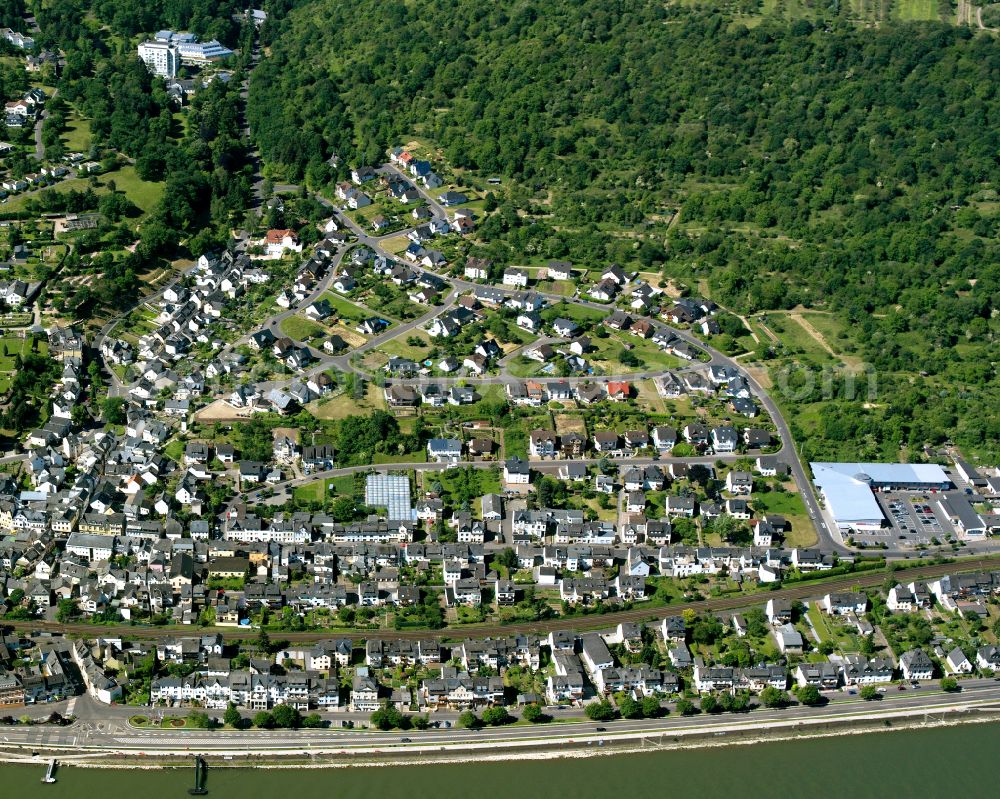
[6,724,1000,798]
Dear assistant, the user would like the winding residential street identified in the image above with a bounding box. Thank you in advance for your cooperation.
[32,87,56,161]
[255,189,837,549]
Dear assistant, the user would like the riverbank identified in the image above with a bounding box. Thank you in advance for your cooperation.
[5,721,1000,799]
[4,700,999,770]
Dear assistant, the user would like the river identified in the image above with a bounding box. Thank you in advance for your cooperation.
[6,724,1000,798]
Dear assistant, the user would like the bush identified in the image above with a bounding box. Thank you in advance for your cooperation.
[760,686,790,708]
[940,677,960,693]
[640,696,664,718]
[618,695,643,719]
[585,700,616,721]
[272,704,303,729]
[521,703,546,723]
[482,706,512,726]
[186,711,214,729]
[370,702,409,731]
[675,699,696,716]
[457,710,480,729]
[795,685,823,706]
[253,711,275,729]
[223,703,241,727]
[860,685,880,701]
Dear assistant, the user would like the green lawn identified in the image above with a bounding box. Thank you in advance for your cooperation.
[542,302,607,325]
[61,114,92,152]
[163,439,185,463]
[320,292,381,325]
[0,337,47,371]
[759,313,836,366]
[4,165,164,216]
[293,479,328,504]
[111,166,166,214]
[373,450,427,464]
[307,384,387,420]
[378,330,432,361]
[279,314,325,341]
[893,0,940,20]
[589,332,683,373]
[751,489,816,548]
[806,604,834,644]
[507,357,547,378]
[294,474,359,505]
[0,337,48,394]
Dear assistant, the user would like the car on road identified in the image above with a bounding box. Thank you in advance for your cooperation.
[400,737,411,743]
[595,727,606,732]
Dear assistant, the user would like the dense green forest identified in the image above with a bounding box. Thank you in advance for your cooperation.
[248,2,999,462]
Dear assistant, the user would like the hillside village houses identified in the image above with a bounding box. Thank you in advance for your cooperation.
[0,147,995,718]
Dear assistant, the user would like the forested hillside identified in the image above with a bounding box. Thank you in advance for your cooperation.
[249,2,999,462]
[0,0,258,316]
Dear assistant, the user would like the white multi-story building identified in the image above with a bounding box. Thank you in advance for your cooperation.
[138,41,179,78]
[176,40,233,65]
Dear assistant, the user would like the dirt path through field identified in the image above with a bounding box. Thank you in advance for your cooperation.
[789,312,865,371]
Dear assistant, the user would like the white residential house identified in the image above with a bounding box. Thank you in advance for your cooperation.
[502,268,529,288]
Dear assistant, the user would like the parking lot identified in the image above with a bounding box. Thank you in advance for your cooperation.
[849,491,958,548]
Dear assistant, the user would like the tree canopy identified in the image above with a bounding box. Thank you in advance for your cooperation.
[249,2,1000,459]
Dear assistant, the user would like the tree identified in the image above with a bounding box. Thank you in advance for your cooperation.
[712,514,752,546]
[699,695,719,714]
[494,547,518,571]
[187,711,213,729]
[718,692,750,713]
[223,703,241,727]
[859,685,880,701]
[760,686,789,708]
[940,677,960,693]
[585,700,615,721]
[617,695,642,719]
[102,396,128,424]
[302,713,325,728]
[272,704,302,729]
[370,702,407,730]
[691,617,724,645]
[482,706,512,726]
[521,703,545,723]
[55,598,81,623]
[675,699,696,716]
[331,496,358,522]
[457,710,480,729]
[640,695,663,718]
[253,711,275,729]
[796,685,823,706]
[412,715,429,730]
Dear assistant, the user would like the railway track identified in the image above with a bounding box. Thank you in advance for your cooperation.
[5,554,998,643]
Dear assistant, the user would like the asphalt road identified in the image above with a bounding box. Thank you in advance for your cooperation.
[3,679,999,757]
